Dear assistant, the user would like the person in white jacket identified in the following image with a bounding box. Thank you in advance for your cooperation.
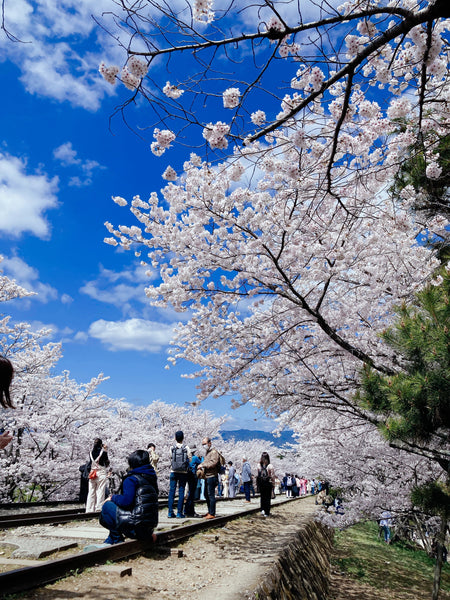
[86,438,110,512]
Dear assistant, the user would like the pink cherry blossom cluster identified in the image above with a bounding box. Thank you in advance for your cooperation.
[291,65,325,92]
[163,81,184,99]
[127,56,148,78]
[202,121,230,150]
[250,110,266,126]
[193,0,215,23]
[425,162,442,179]
[278,37,301,58]
[162,166,177,181]
[150,129,176,156]
[387,98,412,119]
[223,87,240,108]
[121,67,140,90]
[98,62,119,85]
[265,16,284,34]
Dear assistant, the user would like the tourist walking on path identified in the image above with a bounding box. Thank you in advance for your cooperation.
[0,356,14,449]
[228,461,237,498]
[241,456,252,503]
[100,449,158,544]
[168,430,192,518]
[86,438,110,512]
[199,436,221,518]
[380,510,393,543]
[257,452,275,517]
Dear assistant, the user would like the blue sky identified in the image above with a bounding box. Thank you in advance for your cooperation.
[0,0,278,431]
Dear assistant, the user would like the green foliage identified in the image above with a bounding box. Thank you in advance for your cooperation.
[392,133,450,220]
[411,481,450,517]
[358,268,450,444]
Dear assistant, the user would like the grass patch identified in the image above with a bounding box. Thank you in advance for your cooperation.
[333,521,450,597]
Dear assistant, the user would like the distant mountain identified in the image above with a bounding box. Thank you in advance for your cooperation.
[219,428,295,446]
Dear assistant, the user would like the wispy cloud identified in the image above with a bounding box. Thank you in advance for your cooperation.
[80,264,155,313]
[0,154,58,238]
[53,142,104,186]
[88,318,175,352]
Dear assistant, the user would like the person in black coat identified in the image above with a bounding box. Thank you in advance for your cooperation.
[100,449,158,544]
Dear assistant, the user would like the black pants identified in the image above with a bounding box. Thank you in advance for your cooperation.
[185,471,198,516]
[260,484,273,515]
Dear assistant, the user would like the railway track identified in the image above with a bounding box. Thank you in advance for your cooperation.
[0,495,299,597]
[0,499,169,528]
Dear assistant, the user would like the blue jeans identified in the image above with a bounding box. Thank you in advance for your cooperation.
[204,475,218,516]
[100,500,124,543]
[243,481,251,501]
[168,472,187,516]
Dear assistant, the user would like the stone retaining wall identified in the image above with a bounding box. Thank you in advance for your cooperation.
[250,519,334,599]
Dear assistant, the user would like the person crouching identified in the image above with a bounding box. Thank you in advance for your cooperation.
[100,449,158,545]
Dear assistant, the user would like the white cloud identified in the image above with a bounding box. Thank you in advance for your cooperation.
[0,255,58,302]
[1,0,123,110]
[88,318,175,352]
[74,331,89,342]
[0,154,58,238]
[53,142,81,166]
[53,142,104,186]
[80,264,155,311]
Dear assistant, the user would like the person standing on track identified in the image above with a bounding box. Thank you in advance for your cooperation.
[167,430,192,518]
[241,456,252,503]
[86,438,110,512]
[198,437,221,519]
[228,461,237,498]
[257,452,276,517]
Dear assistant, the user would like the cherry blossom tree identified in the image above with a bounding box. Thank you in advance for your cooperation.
[100,0,450,428]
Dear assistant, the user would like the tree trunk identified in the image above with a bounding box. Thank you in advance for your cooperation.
[432,516,447,600]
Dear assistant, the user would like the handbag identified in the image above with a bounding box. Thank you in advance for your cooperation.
[196,467,205,480]
[88,448,104,480]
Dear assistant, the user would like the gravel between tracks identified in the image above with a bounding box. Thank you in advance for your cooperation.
[14,497,318,600]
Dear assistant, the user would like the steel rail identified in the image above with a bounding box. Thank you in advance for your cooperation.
[0,501,172,529]
[0,497,300,597]
[0,509,99,528]
[0,497,248,529]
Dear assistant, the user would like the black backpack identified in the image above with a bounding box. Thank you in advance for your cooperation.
[258,465,272,487]
[171,444,189,472]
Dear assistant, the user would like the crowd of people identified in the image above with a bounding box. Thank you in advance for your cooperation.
[78,430,291,544]
[0,354,326,547]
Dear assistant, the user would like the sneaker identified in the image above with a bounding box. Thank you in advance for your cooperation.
[261,511,266,516]
[204,514,216,519]
[203,513,212,518]
[103,536,124,545]
[176,513,186,518]
[186,512,202,518]
[168,513,176,518]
